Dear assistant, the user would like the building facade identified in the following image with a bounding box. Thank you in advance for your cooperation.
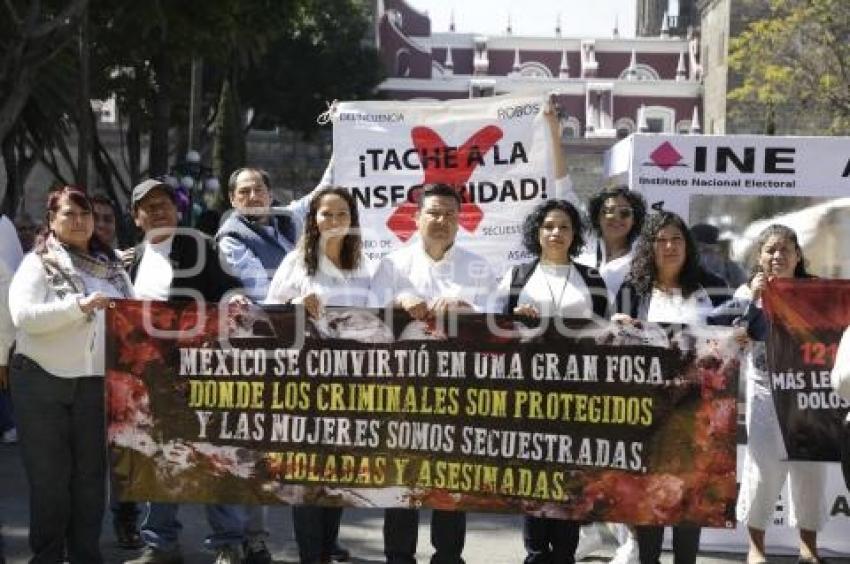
[374,0,703,195]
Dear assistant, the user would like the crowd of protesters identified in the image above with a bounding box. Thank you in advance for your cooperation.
[0,171,843,564]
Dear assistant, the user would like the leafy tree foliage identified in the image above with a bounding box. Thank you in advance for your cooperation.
[728,0,850,133]
[2,0,382,216]
[242,0,383,134]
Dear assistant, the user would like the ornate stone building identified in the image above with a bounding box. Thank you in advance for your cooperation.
[373,0,703,194]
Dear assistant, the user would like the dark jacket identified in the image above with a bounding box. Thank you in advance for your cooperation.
[503,260,610,318]
[128,231,241,301]
[614,269,730,319]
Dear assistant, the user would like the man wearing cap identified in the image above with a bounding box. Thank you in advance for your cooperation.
[124,179,254,564]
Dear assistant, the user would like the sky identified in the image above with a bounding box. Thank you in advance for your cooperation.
[406,0,641,39]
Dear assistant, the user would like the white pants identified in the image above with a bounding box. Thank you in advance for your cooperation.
[736,353,827,531]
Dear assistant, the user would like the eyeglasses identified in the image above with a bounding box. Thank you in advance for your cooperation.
[602,206,633,220]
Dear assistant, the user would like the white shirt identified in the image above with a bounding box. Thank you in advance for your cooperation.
[0,260,14,366]
[0,215,23,272]
[266,249,371,308]
[644,286,713,325]
[134,237,174,301]
[0,219,25,366]
[832,326,850,405]
[495,263,592,318]
[10,252,131,377]
[576,238,633,301]
[369,242,495,312]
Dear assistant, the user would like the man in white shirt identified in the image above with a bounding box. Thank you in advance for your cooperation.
[370,183,495,564]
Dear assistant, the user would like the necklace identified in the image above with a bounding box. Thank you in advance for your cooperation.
[540,262,572,312]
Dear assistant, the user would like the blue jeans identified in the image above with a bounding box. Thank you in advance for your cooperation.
[141,503,251,551]
[10,355,105,564]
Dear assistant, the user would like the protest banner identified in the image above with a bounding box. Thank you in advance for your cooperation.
[330,94,571,272]
[107,299,738,527]
[604,133,850,222]
[762,279,850,462]
[603,138,850,553]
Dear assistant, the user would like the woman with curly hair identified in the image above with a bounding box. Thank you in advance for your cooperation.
[266,186,367,563]
[580,187,648,300]
[614,211,728,564]
[495,199,609,564]
[735,225,826,564]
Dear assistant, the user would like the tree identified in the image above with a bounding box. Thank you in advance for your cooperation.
[1,0,383,217]
[0,0,89,214]
[728,0,850,134]
[242,0,383,135]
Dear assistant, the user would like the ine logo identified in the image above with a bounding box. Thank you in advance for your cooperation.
[644,141,686,171]
[644,141,798,175]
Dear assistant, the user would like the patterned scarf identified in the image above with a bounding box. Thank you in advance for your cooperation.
[39,235,132,305]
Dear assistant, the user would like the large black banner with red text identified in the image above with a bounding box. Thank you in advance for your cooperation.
[106,300,738,526]
[764,279,850,461]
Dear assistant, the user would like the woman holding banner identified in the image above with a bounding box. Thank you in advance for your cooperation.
[8,186,133,563]
[577,187,648,564]
[735,225,826,564]
[266,186,368,564]
[614,211,728,564]
[495,199,609,564]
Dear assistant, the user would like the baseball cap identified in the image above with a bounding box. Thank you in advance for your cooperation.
[131,178,175,209]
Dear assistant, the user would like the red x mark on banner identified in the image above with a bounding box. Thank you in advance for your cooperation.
[386,125,503,242]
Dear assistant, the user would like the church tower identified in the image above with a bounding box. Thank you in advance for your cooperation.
[636,0,698,37]
[636,0,668,37]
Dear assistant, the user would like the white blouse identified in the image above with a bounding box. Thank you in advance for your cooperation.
[643,286,713,325]
[10,252,131,378]
[496,263,593,319]
[266,249,371,308]
[576,238,633,301]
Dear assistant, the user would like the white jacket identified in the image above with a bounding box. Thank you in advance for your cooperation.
[0,260,13,366]
[831,326,850,401]
[9,252,131,378]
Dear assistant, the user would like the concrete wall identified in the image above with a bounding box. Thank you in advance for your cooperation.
[699,0,730,134]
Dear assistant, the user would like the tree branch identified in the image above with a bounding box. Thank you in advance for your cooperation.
[29,0,88,40]
[4,0,22,28]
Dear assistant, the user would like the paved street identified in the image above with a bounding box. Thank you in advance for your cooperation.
[0,442,844,564]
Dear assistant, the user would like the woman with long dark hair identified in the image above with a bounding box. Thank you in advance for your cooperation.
[578,188,648,564]
[495,199,609,564]
[8,186,133,563]
[581,187,648,300]
[266,186,366,564]
[614,211,728,564]
[736,225,826,564]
